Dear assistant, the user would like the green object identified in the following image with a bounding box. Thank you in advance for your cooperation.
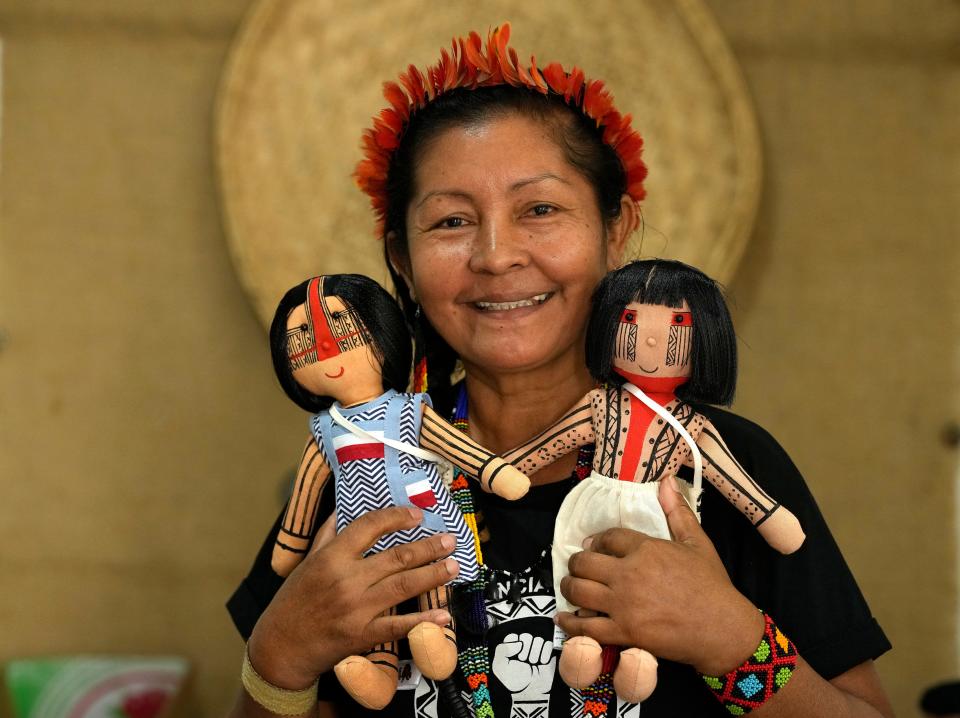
[5,656,188,718]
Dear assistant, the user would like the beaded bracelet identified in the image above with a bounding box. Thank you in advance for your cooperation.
[700,612,798,715]
[241,645,318,716]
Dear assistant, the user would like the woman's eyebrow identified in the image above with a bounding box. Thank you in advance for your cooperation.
[510,173,570,191]
[415,189,472,209]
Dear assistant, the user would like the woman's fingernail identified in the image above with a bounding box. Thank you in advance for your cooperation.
[667,474,681,493]
[582,537,594,550]
[440,533,456,551]
[445,558,460,576]
[408,507,422,520]
[436,610,451,623]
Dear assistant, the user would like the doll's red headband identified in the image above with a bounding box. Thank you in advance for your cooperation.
[354,23,648,236]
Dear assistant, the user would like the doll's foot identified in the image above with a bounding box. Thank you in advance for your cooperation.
[559,636,603,689]
[408,622,457,680]
[613,647,658,703]
[481,460,530,500]
[757,506,805,554]
[334,654,398,709]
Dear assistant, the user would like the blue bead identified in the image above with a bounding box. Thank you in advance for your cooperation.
[736,673,764,699]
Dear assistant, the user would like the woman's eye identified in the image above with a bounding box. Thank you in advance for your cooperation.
[530,204,555,216]
[433,216,465,229]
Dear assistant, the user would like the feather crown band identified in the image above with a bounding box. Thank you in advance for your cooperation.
[354,23,648,236]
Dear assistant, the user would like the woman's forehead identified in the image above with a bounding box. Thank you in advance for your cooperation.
[412,114,575,192]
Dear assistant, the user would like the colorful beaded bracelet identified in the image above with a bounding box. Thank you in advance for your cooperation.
[700,612,798,715]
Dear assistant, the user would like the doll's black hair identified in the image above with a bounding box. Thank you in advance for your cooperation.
[585,259,737,405]
[269,274,412,413]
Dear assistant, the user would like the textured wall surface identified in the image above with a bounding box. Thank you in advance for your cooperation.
[0,2,956,717]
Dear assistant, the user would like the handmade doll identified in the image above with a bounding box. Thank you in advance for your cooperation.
[269,274,530,710]
[502,259,805,704]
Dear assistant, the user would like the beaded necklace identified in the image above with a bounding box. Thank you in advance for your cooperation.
[448,383,616,718]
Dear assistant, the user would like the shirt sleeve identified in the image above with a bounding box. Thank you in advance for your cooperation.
[226,509,287,641]
[695,405,891,679]
[226,476,337,640]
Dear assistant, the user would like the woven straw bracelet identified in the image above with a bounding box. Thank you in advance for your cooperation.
[241,645,318,716]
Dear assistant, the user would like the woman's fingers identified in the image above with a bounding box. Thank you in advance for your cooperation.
[371,556,460,604]
[309,512,338,554]
[567,548,619,584]
[367,532,456,578]
[365,607,452,647]
[335,506,424,556]
[586,527,650,558]
[558,575,615,614]
[554,612,622,646]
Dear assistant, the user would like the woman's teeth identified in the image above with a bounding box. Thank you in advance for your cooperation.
[475,293,551,311]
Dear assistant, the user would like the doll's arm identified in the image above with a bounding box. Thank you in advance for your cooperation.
[272,436,333,577]
[501,390,597,475]
[419,405,530,500]
[696,419,806,554]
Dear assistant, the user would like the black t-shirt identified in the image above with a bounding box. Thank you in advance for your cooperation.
[228,404,890,717]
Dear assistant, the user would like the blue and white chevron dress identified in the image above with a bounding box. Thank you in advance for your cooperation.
[310,389,479,584]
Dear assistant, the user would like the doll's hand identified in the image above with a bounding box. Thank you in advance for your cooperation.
[247,506,458,690]
[480,458,530,500]
[555,476,764,677]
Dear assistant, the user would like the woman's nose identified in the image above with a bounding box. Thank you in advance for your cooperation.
[468,217,530,274]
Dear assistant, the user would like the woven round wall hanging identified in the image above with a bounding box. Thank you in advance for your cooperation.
[216,0,762,327]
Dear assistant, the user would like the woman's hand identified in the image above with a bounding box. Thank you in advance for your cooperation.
[247,506,459,690]
[555,475,764,676]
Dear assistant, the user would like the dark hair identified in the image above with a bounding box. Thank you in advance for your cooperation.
[585,259,737,405]
[269,274,412,413]
[382,85,630,408]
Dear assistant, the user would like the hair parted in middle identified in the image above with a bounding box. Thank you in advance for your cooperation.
[269,274,412,413]
[586,259,738,405]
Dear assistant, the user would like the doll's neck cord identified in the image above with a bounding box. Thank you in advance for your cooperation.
[328,404,445,464]
[622,382,703,518]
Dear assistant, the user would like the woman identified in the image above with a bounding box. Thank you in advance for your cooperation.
[228,26,892,717]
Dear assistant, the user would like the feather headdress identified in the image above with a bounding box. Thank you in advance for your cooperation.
[354,23,648,236]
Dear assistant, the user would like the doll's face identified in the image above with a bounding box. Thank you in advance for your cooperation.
[612,300,693,378]
[284,288,381,401]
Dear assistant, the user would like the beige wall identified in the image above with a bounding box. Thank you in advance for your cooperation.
[0,2,956,716]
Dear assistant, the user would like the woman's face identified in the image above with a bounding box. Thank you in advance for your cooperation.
[396,113,634,377]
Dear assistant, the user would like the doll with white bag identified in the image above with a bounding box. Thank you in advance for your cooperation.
[503,259,806,705]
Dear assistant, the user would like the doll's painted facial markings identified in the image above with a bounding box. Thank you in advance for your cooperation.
[616,307,639,362]
[324,366,345,379]
[286,323,317,371]
[665,311,693,367]
[304,277,371,364]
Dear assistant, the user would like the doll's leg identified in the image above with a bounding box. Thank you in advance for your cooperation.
[558,635,604,689]
[408,585,458,680]
[334,607,400,710]
[612,647,658,703]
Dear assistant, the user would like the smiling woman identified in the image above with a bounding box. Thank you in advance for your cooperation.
[228,26,893,718]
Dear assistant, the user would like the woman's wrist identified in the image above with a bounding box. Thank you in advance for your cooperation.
[247,615,327,691]
[692,597,766,677]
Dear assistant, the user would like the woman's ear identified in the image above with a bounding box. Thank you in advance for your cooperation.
[605,195,641,270]
[385,231,418,303]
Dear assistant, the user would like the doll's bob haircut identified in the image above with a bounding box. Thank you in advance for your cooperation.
[270,274,412,413]
[586,259,737,405]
